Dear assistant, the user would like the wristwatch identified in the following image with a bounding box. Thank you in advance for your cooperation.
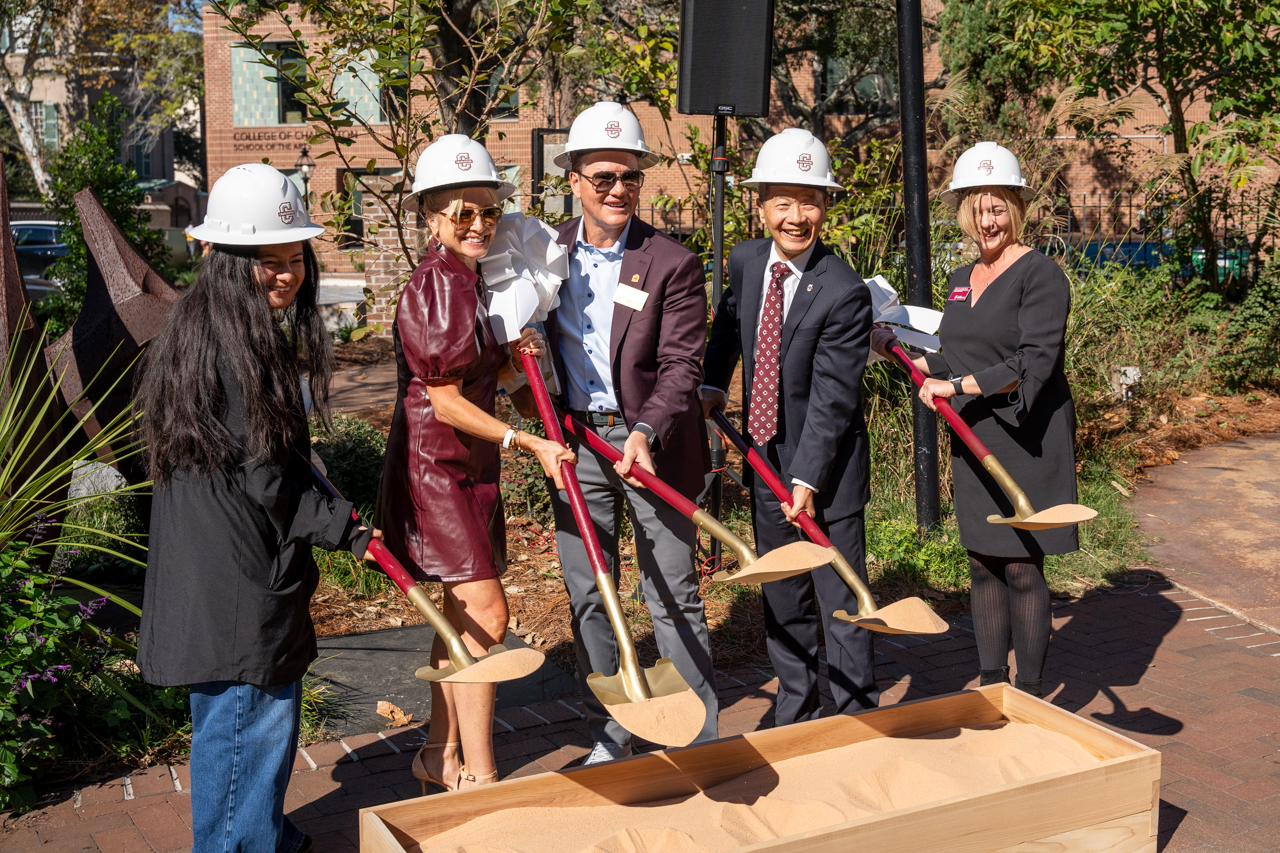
[633,423,657,448]
[951,377,965,397]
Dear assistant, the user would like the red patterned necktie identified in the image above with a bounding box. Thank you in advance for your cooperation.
[747,261,790,444]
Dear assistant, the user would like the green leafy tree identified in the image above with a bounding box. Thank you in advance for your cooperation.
[1002,0,1280,289]
[36,95,168,339]
[937,0,1051,136]
[213,0,590,271]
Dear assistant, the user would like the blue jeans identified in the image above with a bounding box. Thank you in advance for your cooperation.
[189,681,307,853]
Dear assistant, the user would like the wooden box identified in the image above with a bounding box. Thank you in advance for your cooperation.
[360,685,1161,853]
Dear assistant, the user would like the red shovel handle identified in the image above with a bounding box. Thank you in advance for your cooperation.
[888,343,992,460]
[708,409,832,549]
[520,351,612,581]
[310,465,419,597]
[561,414,700,522]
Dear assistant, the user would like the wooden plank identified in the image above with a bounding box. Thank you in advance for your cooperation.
[992,811,1155,853]
[366,687,1006,842]
[1000,688,1155,762]
[736,751,1161,853]
[359,812,408,853]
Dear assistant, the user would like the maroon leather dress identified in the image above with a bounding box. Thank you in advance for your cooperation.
[376,244,509,582]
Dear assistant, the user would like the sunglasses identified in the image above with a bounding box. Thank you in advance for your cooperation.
[577,170,645,193]
[448,205,503,227]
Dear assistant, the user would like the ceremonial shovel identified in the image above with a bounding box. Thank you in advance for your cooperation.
[521,352,705,747]
[310,465,545,684]
[889,343,1097,530]
[709,410,948,635]
[561,416,833,584]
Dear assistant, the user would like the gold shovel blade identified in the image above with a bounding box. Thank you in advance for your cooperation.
[414,645,546,684]
[835,597,950,635]
[711,541,834,584]
[587,659,707,747]
[988,503,1098,531]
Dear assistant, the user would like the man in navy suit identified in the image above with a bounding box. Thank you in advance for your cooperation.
[702,128,878,725]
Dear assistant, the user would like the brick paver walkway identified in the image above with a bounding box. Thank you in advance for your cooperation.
[4,569,1278,852]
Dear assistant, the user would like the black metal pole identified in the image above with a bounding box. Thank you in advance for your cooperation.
[708,113,729,561]
[896,0,939,532]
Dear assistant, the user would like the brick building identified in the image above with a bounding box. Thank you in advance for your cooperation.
[202,2,1258,326]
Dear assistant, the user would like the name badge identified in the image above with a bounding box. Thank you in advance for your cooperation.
[613,283,649,311]
[947,286,972,302]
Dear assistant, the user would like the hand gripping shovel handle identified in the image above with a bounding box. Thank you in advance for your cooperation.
[887,343,1036,521]
[560,414,765,573]
[520,351,652,701]
[708,409,877,616]
[309,464,480,670]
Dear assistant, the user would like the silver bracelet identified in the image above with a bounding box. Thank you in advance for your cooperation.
[503,428,517,450]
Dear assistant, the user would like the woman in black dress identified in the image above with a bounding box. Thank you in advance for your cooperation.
[872,142,1078,697]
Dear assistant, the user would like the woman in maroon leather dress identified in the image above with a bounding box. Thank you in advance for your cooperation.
[377,139,573,793]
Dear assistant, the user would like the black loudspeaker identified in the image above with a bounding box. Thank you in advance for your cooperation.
[677,0,775,117]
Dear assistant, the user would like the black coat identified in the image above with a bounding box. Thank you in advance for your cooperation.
[924,250,1079,557]
[704,238,873,521]
[138,355,372,687]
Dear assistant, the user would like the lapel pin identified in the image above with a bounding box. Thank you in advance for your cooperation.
[806,283,813,291]
[631,274,640,283]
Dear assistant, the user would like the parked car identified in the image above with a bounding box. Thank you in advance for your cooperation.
[12,221,68,280]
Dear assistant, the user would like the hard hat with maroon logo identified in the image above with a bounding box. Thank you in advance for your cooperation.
[741,128,843,191]
[940,141,1033,206]
[188,163,325,246]
[404,134,516,213]
[554,102,660,170]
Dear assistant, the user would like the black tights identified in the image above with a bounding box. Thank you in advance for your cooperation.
[968,552,1050,684]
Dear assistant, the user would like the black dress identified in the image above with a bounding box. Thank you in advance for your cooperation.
[923,250,1079,558]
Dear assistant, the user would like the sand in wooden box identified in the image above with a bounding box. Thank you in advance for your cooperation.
[362,686,1162,853]
[416,723,1097,853]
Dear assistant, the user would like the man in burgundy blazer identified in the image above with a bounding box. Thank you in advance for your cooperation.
[542,102,714,762]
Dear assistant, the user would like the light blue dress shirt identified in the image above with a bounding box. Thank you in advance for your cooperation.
[559,219,631,413]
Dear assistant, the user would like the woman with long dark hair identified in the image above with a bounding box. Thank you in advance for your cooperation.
[136,164,377,853]
[377,135,574,794]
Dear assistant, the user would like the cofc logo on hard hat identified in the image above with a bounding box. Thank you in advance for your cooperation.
[797,153,813,172]
[455,153,474,171]
[978,159,993,176]
[278,202,296,225]
[605,121,622,138]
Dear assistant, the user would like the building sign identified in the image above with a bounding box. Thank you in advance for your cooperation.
[231,129,314,152]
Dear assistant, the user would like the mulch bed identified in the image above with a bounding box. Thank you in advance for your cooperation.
[331,337,394,370]
[1080,388,1280,477]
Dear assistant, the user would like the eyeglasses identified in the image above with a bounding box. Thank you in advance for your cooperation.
[577,170,645,193]
[449,205,503,227]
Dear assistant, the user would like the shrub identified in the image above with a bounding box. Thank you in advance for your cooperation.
[35,95,169,339]
[1212,257,1280,390]
[313,414,388,515]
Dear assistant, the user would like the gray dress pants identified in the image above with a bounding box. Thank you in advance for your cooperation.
[547,422,719,746]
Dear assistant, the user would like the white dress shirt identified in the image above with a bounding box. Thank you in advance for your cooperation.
[558,219,630,413]
[706,240,818,492]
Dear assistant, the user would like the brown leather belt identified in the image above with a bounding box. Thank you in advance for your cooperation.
[570,409,623,427]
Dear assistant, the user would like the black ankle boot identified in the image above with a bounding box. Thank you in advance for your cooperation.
[1014,678,1043,697]
[979,666,1010,686]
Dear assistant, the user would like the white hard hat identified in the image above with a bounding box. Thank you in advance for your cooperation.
[553,102,660,170]
[940,141,1034,206]
[404,134,516,213]
[188,163,324,246]
[740,128,843,191]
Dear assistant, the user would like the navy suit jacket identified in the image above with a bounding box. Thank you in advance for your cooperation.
[704,238,872,519]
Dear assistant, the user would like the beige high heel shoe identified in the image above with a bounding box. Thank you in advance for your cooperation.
[412,742,460,796]
[456,766,499,789]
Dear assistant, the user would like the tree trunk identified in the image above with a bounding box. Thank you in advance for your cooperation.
[0,76,52,196]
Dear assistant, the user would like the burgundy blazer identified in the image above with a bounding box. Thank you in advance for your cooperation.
[546,216,711,500]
